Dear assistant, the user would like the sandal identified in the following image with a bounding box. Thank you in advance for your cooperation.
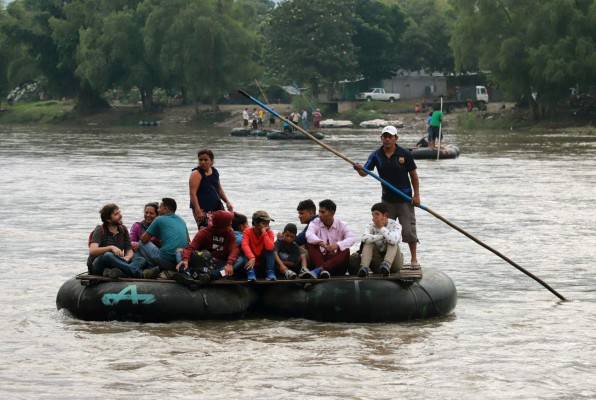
[411,262,421,270]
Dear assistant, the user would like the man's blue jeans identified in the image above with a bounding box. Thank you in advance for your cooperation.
[138,241,182,271]
[91,252,147,278]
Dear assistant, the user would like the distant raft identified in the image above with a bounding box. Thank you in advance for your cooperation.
[230,128,269,137]
[259,268,457,323]
[266,131,325,140]
[408,144,460,160]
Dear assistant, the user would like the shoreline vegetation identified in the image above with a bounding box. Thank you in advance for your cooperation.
[0,100,593,133]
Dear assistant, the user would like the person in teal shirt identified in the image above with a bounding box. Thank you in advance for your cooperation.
[140,197,190,276]
[429,105,444,149]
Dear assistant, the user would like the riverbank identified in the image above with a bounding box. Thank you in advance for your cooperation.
[1,100,593,132]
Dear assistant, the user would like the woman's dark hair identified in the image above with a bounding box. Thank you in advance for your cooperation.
[198,149,214,161]
[100,203,119,224]
[145,202,159,213]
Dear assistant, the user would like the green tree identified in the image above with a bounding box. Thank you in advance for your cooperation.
[1,0,76,101]
[450,0,596,118]
[265,0,359,100]
[398,0,455,73]
[76,4,159,111]
[352,0,410,80]
[146,0,261,113]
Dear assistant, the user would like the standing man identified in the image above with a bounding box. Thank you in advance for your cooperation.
[301,109,308,129]
[303,199,356,279]
[139,197,190,277]
[88,203,148,279]
[242,108,249,128]
[428,105,444,149]
[354,125,421,268]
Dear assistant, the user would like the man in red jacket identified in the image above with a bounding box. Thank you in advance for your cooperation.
[176,210,238,284]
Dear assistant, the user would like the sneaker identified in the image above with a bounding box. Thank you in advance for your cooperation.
[284,269,297,280]
[310,267,323,279]
[357,266,370,278]
[108,268,122,279]
[247,269,257,282]
[319,270,330,279]
[143,266,161,279]
[380,262,391,277]
[299,269,317,280]
[173,272,194,286]
[266,269,277,281]
[102,268,111,278]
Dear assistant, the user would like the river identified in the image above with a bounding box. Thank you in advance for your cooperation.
[0,122,594,399]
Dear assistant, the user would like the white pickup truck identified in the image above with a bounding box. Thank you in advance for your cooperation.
[356,88,400,103]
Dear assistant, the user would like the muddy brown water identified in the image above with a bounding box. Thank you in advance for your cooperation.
[0,123,594,399]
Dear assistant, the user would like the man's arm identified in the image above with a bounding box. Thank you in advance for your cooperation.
[140,231,152,244]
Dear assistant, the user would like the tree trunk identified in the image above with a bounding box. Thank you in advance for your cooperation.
[326,82,334,101]
[75,84,109,115]
[311,78,319,100]
[524,86,539,120]
[211,98,220,112]
[140,86,154,111]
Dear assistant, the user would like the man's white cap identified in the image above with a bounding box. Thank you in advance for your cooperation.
[381,126,398,136]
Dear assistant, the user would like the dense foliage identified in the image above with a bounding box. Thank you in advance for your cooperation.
[1,0,594,118]
[450,0,596,118]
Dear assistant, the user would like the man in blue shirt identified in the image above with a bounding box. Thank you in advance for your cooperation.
[354,126,421,268]
[294,199,318,246]
[140,197,190,277]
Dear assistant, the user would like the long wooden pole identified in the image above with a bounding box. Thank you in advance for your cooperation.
[238,89,567,301]
[436,97,443,160]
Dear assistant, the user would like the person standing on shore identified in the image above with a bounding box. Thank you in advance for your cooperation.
[353,125,421,268]
[312,108,322,129]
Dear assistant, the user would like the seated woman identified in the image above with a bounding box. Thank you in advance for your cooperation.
[130,202,161,251]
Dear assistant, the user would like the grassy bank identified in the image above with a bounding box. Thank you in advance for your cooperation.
[0,100,76,123]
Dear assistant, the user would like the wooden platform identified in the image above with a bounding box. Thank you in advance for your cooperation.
[76,267,422,286]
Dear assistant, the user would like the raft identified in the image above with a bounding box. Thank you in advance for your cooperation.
[266,131,325,140]
[408,144,460,160]
[260,268,456,322]
[56,268,456,323]
[56,275,258,322]
[230,128,270,137]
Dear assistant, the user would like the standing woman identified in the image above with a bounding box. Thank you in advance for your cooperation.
[189,149,234,229]
[130,202,161,252]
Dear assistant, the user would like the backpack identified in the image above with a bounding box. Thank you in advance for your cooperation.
[88,225,103,247]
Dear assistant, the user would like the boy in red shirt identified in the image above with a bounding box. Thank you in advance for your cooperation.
[242,210,276,281]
